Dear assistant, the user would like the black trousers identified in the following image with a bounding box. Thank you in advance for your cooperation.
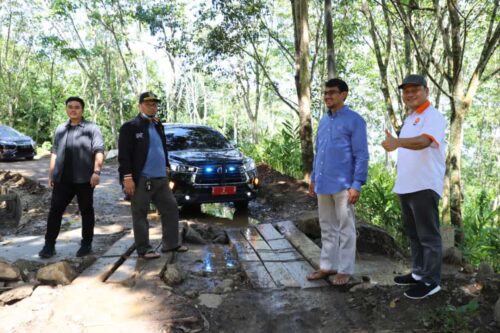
[45,182,95,246]
[399,189,442,285]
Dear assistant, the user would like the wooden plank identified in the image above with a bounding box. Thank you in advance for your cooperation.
[241,228,272,251]
[102,232,135,257]
[281,260,329,289]
[227,230,259,261]
[256,224,284,240]
[261,261,300,288]
[106,257,142,285]
[275,249,303,261]
[240,261,276,289]
[267,239,293,250]
[274,221,322,269]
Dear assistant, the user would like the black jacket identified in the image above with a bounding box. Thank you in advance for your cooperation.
[118,114,169,184]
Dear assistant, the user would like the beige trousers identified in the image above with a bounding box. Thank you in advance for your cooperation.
[318,190,356,274]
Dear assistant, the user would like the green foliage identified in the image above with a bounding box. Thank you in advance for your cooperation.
[422,299,479,333]
[356,163,406,246]
[462,189,500,271]
[240,119,303,179]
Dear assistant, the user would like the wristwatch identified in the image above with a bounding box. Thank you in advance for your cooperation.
[93,170,101,176]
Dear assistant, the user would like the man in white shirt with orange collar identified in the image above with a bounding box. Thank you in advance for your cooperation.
[382,74,447,299]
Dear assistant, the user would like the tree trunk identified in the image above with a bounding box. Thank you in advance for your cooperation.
[293,0,314,181]
[448,97,466,244]
[324,0,336,79]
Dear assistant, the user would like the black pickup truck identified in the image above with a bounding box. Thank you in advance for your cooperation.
[164,124,259,210]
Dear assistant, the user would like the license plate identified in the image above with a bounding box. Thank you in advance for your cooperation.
[212,186,236,195]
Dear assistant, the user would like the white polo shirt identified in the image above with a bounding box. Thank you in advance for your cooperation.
[393,103,447,197]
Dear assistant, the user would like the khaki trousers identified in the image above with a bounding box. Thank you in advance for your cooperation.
[318,190,356,274]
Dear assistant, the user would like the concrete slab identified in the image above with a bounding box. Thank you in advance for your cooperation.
[0,225,125,263]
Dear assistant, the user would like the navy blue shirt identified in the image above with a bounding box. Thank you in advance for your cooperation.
[311,105,369,194]
[141,122,167,178]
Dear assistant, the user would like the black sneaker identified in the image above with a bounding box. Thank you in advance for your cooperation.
[394,273,419,285]
[76,244,92,257]
[404,282,441,299]
[39,244,56,258]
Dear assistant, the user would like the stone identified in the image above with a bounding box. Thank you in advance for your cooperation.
[184,226,207,244]
[0,284,34,305]
[162,264,183,285]
[443,247,463,265]
[36,261,76,285]
[349,283,375,292]
[477,262,494,279]
[13,259,44,281]
[295,216,405,258]
[481,276,500,303]
[495,297,500,324]
[212,233,228,244]
[214,279,234,293]
[0,260,21,281]
[198,293,223,309]
[294,211,321,238]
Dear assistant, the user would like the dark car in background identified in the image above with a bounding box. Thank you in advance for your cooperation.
[164,124,259,209]
[0,125,36,161]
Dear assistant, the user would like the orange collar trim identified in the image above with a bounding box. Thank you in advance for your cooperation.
[415,100,431,114]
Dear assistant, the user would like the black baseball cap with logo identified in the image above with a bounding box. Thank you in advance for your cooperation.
[139,91,161,103]
[398,74,427,89]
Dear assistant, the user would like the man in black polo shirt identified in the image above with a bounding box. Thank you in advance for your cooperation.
[39,97,105,258]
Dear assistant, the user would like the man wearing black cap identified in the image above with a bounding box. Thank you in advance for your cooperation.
[382,75,447,299]
[39,96,104,258]
[118,92,186,259]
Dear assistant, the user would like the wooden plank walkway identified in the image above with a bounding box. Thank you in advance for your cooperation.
[227,222,329,289]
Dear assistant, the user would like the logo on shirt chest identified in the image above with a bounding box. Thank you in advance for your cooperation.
[136,132,144,139]
[413,117,421,125]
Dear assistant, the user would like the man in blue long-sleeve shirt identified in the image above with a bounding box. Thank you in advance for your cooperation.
[307,78,369,285]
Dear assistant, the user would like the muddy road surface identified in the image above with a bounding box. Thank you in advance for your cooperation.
[0,156,498,333]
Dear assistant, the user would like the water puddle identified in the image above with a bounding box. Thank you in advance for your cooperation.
[180,203,260,227]
[197,244,239,274]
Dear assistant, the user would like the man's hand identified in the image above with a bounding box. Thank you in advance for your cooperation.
[90,173,100,188]
[123,178,135,196]
[382,129,399,152]
[48,177,54,189]
[347,188,360,204]
[308,182,316,197]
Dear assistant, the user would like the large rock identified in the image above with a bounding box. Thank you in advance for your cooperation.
[294,215,405,258]
[0,260,21,281]
[184,225,207,244]
[13,259,44,282]
[0,284,34,305]
[477,262,494,279]
[36,261,76,285]
[161,263,183,285]
[294,211,321,238]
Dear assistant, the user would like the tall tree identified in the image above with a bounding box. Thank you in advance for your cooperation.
[292,0,314,181]
[324,0,337,79]
[390,0,500,243]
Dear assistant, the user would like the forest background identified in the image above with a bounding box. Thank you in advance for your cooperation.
[0,0,498,270]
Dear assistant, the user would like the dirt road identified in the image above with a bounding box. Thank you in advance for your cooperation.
[0,157,498,332]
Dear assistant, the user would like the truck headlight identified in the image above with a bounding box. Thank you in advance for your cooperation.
[243,158,256,171]
[170,161,198,173]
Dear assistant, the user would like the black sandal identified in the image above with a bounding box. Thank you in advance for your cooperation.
[139,249,161,259]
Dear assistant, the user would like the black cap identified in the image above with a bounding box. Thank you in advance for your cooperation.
[139,92,160,103]
[398,74,427,89]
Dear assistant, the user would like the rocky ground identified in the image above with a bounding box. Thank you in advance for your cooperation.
[0,158,499,332]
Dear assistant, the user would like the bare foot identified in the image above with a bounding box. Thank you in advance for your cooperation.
[307,270,337,281]
[333,273,351,285]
